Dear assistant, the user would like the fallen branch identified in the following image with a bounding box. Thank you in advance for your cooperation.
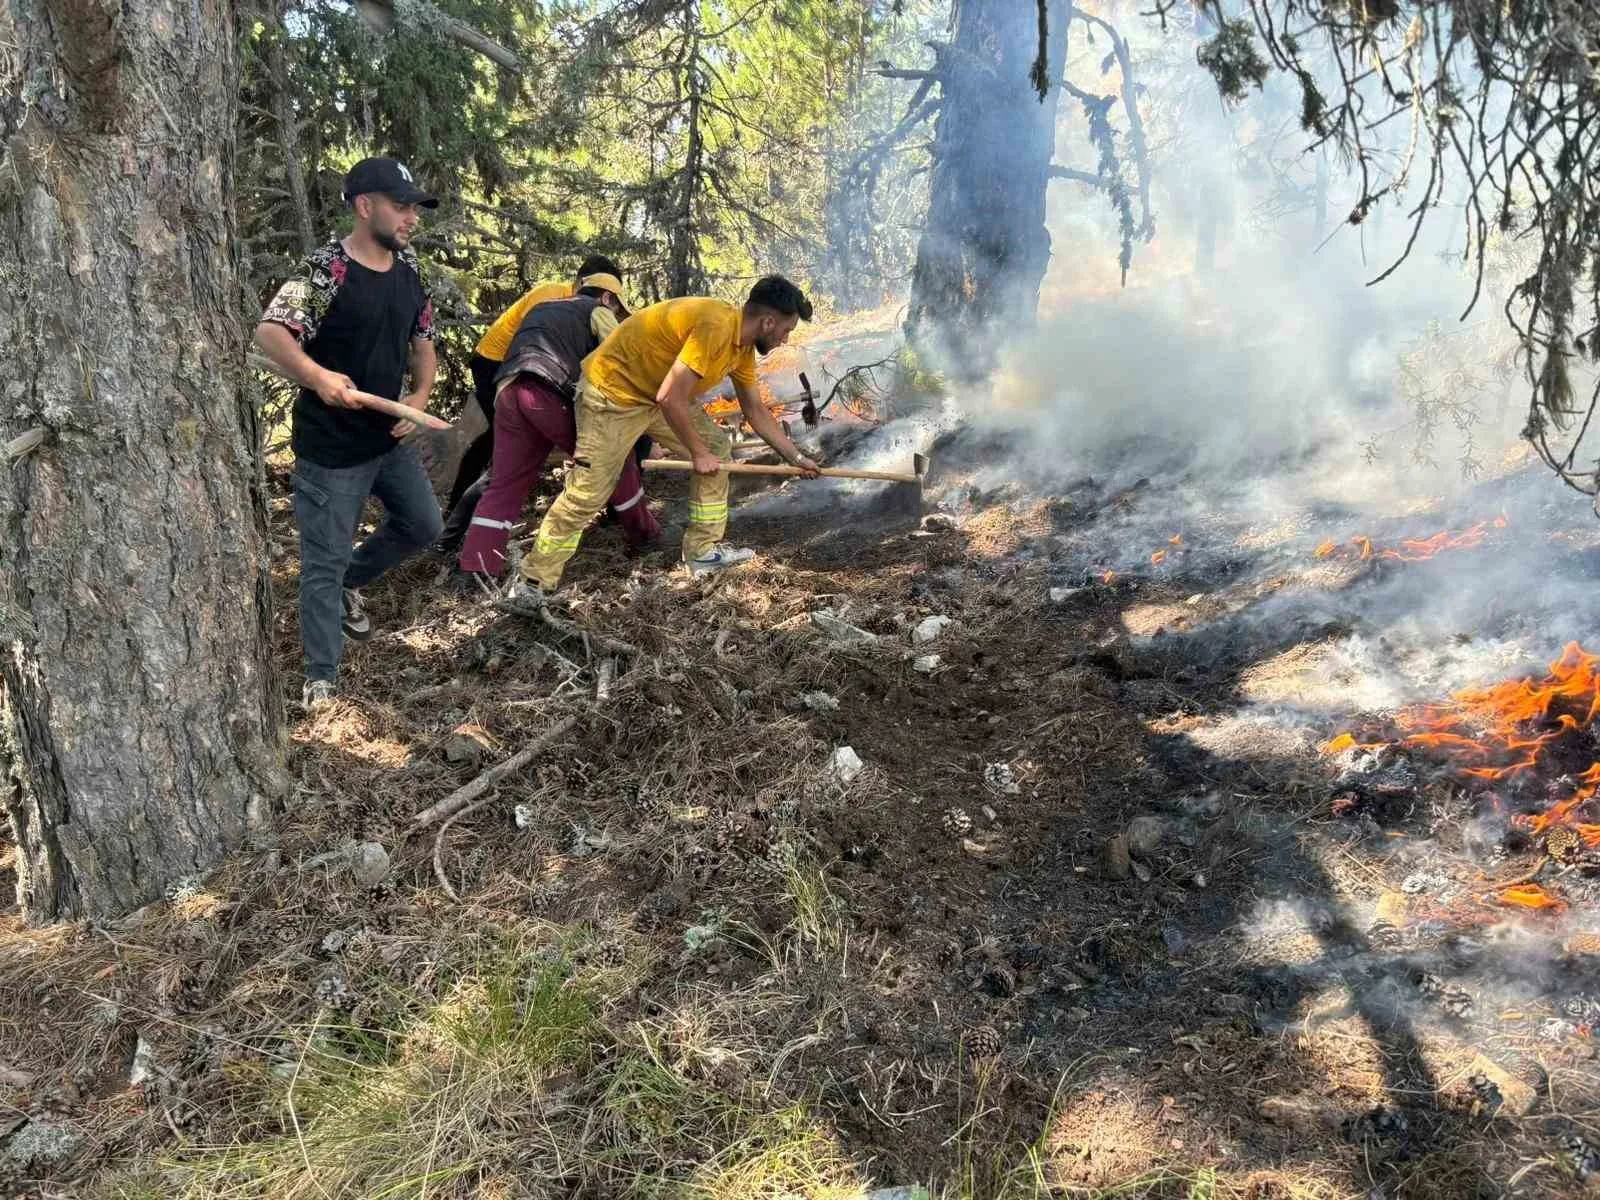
[410,714,580,830]
[431,797,492,902]
[490,601,639,659]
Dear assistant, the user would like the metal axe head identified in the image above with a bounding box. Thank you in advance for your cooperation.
[799,371,818,427]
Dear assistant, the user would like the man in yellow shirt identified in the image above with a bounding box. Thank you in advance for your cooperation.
[513,275,820,600]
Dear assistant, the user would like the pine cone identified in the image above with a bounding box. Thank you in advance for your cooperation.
[314,973,357,1012]
[942,807,973,837]
[710,813,746,851]
[1547,825,1583,863]
[960,1024,1001,1059]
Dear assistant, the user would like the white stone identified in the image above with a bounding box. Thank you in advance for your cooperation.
[1048,587,1081,604]
[911,615,952,645]
[913,654,941,673]
[830,745,865,785]
[348,841,390,889]
[128,1036,156,1087]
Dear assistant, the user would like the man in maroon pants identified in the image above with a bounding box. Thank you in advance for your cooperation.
[458,273,660,579]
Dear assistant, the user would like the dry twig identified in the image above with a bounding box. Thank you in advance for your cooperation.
[410,714,581,830]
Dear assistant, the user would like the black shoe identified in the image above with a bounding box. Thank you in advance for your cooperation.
[342,588,373,641]
[446,569,496,599]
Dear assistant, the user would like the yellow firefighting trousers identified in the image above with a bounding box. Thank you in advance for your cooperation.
[522,381,732,589]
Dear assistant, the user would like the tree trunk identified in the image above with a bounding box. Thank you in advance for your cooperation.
[266,16,317,254]
[0,0,282,921]
[667,0,705,299]
[907,0,1071,379]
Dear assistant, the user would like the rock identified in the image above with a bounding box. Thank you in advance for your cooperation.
[1462,1053,1537,1117]
[1180,792,1225,822]
[830,746,864,785]
[866,1188,931,1200]
[128,1036,156,1086]
[810,610,877,644]
[0,1062,34,1090]
[348,841,391,889]
[1126,815,1167,858]
[1048,587,1082,604]
[920,514,957,532]
[799,690,840,712]
[443,723,493,766]
[913,654,941,673]
[513,803,536,830]
[1257,1094,1345,1133]
[1105,834,1133,880]
[911,615,952,645]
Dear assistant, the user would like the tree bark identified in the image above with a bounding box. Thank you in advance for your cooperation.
[906,0,1071,379]
[265,17,317,254]
[0,0,282,921]
[667,0,706,299]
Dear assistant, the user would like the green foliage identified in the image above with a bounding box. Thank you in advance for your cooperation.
[1195,18,1270,103]
[240,0,923,337]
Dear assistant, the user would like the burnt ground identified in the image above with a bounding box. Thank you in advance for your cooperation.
[3,439,1600,1198]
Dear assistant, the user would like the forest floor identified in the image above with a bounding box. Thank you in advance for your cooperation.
[3,404,1600,1198]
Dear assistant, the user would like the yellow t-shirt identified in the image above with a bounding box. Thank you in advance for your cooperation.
[582,297,756,407]
[474,281,575,360]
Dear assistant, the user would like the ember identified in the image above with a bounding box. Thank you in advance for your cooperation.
[1313,514,1509,562]
[1149,535,1181,566]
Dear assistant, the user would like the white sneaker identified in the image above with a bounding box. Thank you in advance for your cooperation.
[302,679,336,711]
[341,588,372,641]
[685,544,756,577]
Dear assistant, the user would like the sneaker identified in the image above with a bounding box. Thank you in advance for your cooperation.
[301,679,336,711]
[446,569,497,598]
[342,588,372,641]
[685,544,757,577]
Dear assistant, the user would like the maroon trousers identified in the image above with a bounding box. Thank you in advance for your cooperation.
[458,375,658,576]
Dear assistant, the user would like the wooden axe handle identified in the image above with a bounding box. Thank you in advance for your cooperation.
[643,458,920,484]
[349,390,453,431]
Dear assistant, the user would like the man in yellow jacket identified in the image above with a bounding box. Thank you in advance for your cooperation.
[512,275,819,601]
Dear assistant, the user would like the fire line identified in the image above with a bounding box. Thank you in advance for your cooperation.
[1314,514,1509,563]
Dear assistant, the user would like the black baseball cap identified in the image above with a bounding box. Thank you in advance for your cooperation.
[342,157,438,208]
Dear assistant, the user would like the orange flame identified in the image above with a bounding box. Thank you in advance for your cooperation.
[1314,516,1509,563]
[1334,642,1600,848]
[1100,570,1117,584]
[1151,550,1167,565]
[1494,883,1567,912]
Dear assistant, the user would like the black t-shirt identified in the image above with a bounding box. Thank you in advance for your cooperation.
[262,241,435,468]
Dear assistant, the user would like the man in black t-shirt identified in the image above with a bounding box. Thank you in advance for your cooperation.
[256,157,444,710]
